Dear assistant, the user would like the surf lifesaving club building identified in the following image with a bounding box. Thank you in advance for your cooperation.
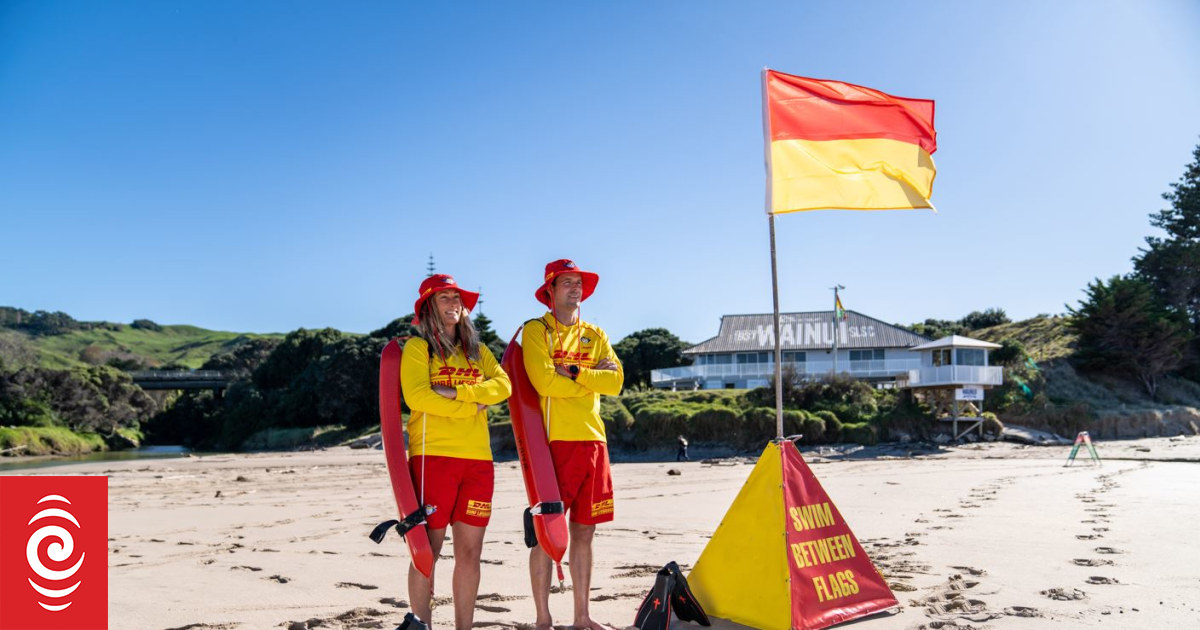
[650,310,995,390]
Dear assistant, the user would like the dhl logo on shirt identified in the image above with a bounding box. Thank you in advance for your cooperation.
[437,367,482,378]
[552,350,592,362]
[465,500,491,518]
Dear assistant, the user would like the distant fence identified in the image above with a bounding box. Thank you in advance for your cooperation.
[128,370,233,391]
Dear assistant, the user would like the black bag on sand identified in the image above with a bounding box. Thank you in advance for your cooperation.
[396,611,428,630]
[633,565,675,630]
[666,561,711,626]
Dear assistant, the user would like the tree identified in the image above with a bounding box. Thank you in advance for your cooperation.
[369,315,419,341]
[202,337,282,377]
[1066,275,1193,399]
[473,312,507,361]
[1133,141,1200,378]
[0,331,37,371]
[960,308,1010,331]
[131,319,163,331]
[613,328,691,388]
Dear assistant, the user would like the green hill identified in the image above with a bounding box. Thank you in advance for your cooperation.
[971,315,1076,362]
[969,316,1200,438]
[0,312,281,371]
[37,325,282,370]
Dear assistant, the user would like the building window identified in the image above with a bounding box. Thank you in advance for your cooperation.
[931,349,952,366]
[849,349,884,361]
[710,354,732,365]
[783,351,806,363]
[957,348,985,366]
[736,352,770,364]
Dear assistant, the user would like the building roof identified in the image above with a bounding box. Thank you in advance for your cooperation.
[683,310,930,355]
[907,335,1002,351]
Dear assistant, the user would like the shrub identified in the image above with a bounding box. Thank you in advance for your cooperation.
[814,410,842,442]
[689,407,742,443]
[841,422,879,446]
[0,426,106,456]
[801,415,825,444]
[131,319,163,332]
[981,412,1004,437]
[600,397,633,432]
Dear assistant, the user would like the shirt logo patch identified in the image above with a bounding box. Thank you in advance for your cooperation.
[551,350,591,362]
[591,499,614,517]
[465,500,491,518]
[436,367,482,378]
[581,336,592,345]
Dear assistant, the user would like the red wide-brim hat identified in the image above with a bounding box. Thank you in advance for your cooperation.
[412,274,479,325]
[534,259,599,308]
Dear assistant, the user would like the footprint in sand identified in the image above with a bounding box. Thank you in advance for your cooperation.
[476,604,510,613]
[611,564,661,579]
[591,592,643,602]
[477,593,528,602]
[231,565,262,572]
[284,607,390,630]
[1041,587,1086,601]
[1003,606,1042,618]
[336,582,379,590]
[1072,558,1114,567]
[950,566,987,576]
[1094,547,1125,555]
[1076,534,1102,540]
[266,575,290,584]
[164,624,241,630]
[1086,576,1119,585]
[379,597,409,608]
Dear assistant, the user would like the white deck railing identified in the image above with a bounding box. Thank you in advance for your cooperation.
[905,366,1003,386]
[650,359,922,384]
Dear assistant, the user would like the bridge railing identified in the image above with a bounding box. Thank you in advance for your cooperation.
[128,370,233,380]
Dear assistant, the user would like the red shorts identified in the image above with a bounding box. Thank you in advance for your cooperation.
[549,440,614,525]
[409,456,494,529]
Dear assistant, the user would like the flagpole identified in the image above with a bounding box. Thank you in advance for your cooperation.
[762,68,783,440]
[769,214,783,440]
[832,286,839,376]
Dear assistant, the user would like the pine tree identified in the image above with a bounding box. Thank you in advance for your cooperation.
[1066,275,1192,399]
[473,311,506,360]
[1133,141,1200,378]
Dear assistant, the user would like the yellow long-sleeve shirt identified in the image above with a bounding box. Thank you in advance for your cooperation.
[401,337,511,461]
[522,312,624,442]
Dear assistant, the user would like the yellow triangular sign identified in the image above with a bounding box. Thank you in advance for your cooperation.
[689,441,897,630]
[690,442,791,630]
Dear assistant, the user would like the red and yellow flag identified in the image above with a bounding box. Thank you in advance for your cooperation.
[763,69,937,213]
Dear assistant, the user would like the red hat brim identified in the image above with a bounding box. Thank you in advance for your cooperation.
[413,287,480,325]
[535,270,599,308]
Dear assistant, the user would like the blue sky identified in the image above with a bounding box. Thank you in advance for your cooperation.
[2,1,1198,345]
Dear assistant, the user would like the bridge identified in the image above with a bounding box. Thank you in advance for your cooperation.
[129,370,233,395]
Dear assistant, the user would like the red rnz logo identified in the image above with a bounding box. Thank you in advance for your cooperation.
[0,476,108,630]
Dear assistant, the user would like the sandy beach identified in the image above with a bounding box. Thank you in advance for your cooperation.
[6,436,1200,630]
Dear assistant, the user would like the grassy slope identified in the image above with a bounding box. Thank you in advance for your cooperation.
[971,315,1076,361]
[27,325,282,370]
[972,316,1200,410]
